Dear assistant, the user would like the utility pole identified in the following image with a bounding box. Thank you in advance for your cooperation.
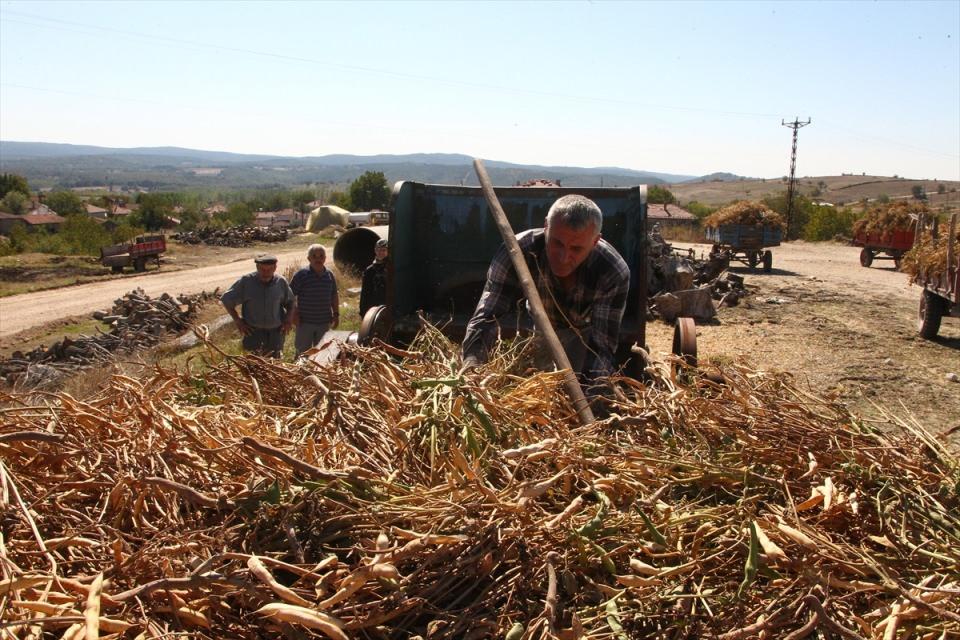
[782,117,811,238]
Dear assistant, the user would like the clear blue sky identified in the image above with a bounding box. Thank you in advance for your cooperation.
[2,0,958,180]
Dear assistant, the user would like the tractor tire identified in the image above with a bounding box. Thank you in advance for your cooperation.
[859,248,873,268]
[762,250,773,273]
[918,289,945,340]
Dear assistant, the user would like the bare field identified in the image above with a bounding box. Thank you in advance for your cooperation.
[670,174,960,208]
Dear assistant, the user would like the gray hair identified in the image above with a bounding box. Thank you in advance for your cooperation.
[307,244,326,259]
[546,195,602,235]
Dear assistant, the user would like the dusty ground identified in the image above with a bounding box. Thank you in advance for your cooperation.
[1,240,957,448]
[647,240,959,449]
[0,238,324,339]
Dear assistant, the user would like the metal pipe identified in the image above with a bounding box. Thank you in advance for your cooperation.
[332,225,388,274]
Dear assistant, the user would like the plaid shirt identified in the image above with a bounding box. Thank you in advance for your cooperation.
[462,229,630,378]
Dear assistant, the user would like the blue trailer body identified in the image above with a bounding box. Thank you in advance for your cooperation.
[705,224,782,249]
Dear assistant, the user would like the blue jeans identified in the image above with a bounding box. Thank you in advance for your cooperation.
[242,327,284,357]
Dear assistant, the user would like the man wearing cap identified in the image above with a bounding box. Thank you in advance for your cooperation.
[461,194,630,381]
[359,238,388,317]
[290,244,340,355]
[221,254,295,357]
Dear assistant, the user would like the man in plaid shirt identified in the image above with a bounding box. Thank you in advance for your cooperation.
[461,194,630,380]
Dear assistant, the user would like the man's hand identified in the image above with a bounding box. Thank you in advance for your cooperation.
[234,318,253,336]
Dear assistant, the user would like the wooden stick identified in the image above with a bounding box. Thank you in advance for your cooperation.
[473,158,594,425]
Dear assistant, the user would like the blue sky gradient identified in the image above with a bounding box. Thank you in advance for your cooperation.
[1,0,958,179]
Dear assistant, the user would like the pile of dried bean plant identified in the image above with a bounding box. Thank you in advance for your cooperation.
[1,323,958,639]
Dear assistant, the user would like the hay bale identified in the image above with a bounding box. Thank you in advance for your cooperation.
[306,205,350,232]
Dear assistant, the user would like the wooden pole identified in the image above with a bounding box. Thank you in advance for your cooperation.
[473,159,595,425]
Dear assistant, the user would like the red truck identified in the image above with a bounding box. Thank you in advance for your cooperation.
[100,234,166,273]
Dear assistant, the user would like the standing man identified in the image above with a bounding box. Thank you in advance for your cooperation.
[461,194,630,380]
[290,244,340,355]
[359,238,388,317]
[221,254,294,357]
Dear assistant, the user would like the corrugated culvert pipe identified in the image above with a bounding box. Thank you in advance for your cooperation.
[332,225,388,274]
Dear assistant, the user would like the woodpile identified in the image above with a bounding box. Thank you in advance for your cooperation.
[0,289,217,388]
[175,226,289,247]
[1,327,956,638]
[705,201,786,230]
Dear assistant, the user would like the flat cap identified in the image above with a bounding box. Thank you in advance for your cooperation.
[254,253,278,264]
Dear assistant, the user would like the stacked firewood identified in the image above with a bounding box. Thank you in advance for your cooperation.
[0,289,217,388]
[175,225,289,247]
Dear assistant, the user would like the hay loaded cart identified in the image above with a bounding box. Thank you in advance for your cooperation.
[337,181,697,376]
[852,227,914,269]
[706,223,782,272]
[915,213,959,339]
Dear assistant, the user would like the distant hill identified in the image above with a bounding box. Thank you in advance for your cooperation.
[0,141,698,191]
[681,172,746,183]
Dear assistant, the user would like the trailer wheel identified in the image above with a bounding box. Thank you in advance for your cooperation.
[134,257,146,272]
[747,252,759,269]
[672,317,698,368]
[762,250,773,273]
[859,248,873,268]
[111,265,123,274]
[893,255,902,270]
[358,305,391,345]
[918,290,944,340]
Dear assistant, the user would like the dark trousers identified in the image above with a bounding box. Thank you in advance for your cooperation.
[242,327,284,357]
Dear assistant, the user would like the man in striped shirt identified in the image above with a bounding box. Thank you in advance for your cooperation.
[461,194,630,381]
[290,244,340,356]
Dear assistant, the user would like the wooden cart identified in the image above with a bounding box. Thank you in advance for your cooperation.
[706,224,782,273]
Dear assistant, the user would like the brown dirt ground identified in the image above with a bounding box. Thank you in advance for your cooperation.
[647,240,960,450]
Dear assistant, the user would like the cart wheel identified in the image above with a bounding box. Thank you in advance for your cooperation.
[918,290,944,340]
[893,255,902,271]
[747,252,759,269]
[358,305,391,345]
[134,257,146,272]
[111,265,123,274]
[762,250,773,273]
[859,248,873,268]
[672,317,698,368]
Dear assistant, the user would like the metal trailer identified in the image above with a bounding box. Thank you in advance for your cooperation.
[915,213,959,340]
[705,224,782,272]
[350,180,697,377]
[100,235,166,273]
[852,228,914,269]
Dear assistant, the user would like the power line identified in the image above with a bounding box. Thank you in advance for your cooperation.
[782,117,811,237]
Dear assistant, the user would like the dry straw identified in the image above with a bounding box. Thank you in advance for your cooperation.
[851,201,927,238]
[704,201,786,230]
[1,324,957,638]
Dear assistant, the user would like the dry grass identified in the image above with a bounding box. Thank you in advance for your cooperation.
[1,328,957,638]
[704,201,786,230]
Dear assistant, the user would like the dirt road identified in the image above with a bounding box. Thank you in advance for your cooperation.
[0,248,313,338]
[653,240,959,446]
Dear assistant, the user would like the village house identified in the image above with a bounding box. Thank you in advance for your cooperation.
[648,203,696,230]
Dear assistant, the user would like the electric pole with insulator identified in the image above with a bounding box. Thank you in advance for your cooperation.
[782,117,811,238]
